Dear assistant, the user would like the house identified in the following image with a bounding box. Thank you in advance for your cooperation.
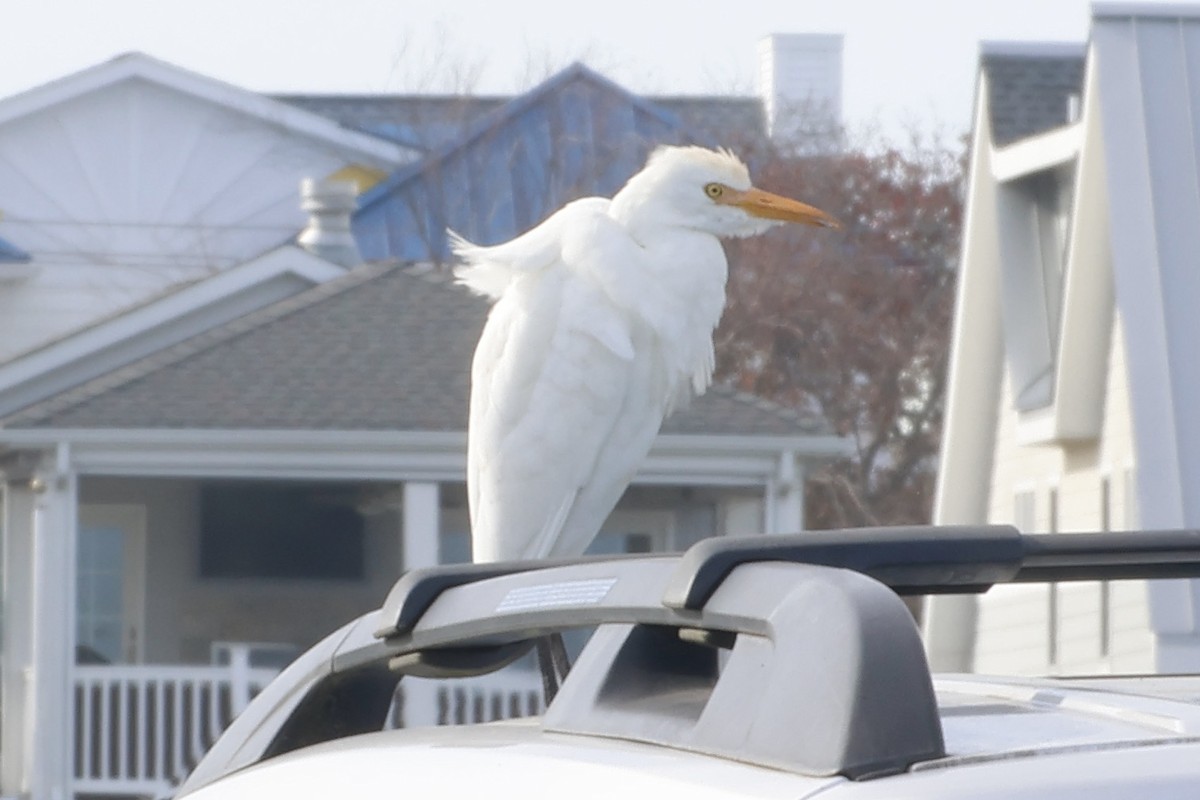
[0,50,850,799]
[924,4,1200,677]
[0,52,412,363]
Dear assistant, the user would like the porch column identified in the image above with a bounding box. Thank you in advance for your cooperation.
[1,455,41,798]
[720,496,765,536]
[768,451,805,534]
[401,481,440,571]
[30,450,78,800]
[399,481,440,727]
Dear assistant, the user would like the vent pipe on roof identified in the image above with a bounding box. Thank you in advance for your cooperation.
[297,178,362,267]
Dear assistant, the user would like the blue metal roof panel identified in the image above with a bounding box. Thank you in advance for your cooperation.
[0,236,30,263]
[353,63,690,262]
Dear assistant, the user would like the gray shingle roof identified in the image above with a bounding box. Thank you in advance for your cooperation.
[654,96,766,142]
[277,87,764,151]
[2,264,830,437]
[276,94,506,150]
[980,43,1087,146]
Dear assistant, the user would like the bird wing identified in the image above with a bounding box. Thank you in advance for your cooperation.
[544,326,672,558]
[458,199,665,562]
[452,198,611,300]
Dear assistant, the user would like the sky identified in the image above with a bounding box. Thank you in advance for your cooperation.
[1,1,1163,140]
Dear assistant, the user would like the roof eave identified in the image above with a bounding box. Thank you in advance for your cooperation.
[0,428,850,484]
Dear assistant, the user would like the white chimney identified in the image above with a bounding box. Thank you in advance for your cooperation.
[297,178,362,267]
[757,33,844,149]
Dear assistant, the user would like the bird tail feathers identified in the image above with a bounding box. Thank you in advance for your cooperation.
[450,232,514,300]
[450,199,610,301]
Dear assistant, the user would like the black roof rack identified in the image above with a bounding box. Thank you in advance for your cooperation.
[378,525,1200,635]
[664,525,1200,609]
[181,525,1200,795]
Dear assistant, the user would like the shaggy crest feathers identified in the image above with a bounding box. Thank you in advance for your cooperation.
[643,145,750,185]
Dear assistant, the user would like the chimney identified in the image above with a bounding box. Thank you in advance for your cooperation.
[297,178,362,267]
[757,33,844,151]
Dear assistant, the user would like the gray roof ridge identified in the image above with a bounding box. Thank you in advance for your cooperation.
[979,41,1086,58]
[276,91,514,103]
[1,262,396,428]
[703,382,828,433]
[275,89,758,104]
[1094,2,1200,19]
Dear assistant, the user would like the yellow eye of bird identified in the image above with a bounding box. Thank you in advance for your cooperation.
[704,183,724,199]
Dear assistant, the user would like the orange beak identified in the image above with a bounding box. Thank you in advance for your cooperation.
[726,187,841,229]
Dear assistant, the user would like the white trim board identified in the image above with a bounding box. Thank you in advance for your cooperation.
[0,429,851,486]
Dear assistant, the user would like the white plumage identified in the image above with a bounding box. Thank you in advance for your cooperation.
[455,145,837,563]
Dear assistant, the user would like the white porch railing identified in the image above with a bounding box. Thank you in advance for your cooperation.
[392,669,545,728]
[72,663,545,798]
[72,663,277,799]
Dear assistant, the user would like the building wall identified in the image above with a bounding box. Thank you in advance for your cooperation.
[79,477,401,664]
[974,313,1153,675]
[78,477,736,666]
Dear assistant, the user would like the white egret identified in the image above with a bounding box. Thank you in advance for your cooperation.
[456,145,838,564]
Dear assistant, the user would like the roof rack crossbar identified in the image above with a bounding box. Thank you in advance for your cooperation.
[377,527,1200,646]
[664,525,1025,610]
[664,526,1200,611]
[1014,530,1200,582]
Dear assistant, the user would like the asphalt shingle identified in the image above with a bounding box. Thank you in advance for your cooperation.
[981,44,1087,146]
[4,264,830,437]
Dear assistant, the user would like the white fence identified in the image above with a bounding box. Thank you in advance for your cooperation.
[393,670,545,728]
[72,663,544,798]
[72,662,276,798]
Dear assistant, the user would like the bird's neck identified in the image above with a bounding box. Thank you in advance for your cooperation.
[608,185,689,246]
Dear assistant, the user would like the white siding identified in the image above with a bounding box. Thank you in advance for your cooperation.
[0,71,396,362]
[976,313,1153,675]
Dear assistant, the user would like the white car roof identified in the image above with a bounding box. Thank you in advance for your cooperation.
[186,674,1200,800]
[186,721,837,800]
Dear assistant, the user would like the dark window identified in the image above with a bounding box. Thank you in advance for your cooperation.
[200,483,365,580]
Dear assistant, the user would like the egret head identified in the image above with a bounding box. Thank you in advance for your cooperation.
[613,145,841,238]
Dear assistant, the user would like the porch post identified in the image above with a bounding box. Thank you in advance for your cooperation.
[401,481,440,572]
[720,496,765,536]
[1,453,42,798]
[769,451,806,534]
[29,447,78,800]
[399,481,440,727]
